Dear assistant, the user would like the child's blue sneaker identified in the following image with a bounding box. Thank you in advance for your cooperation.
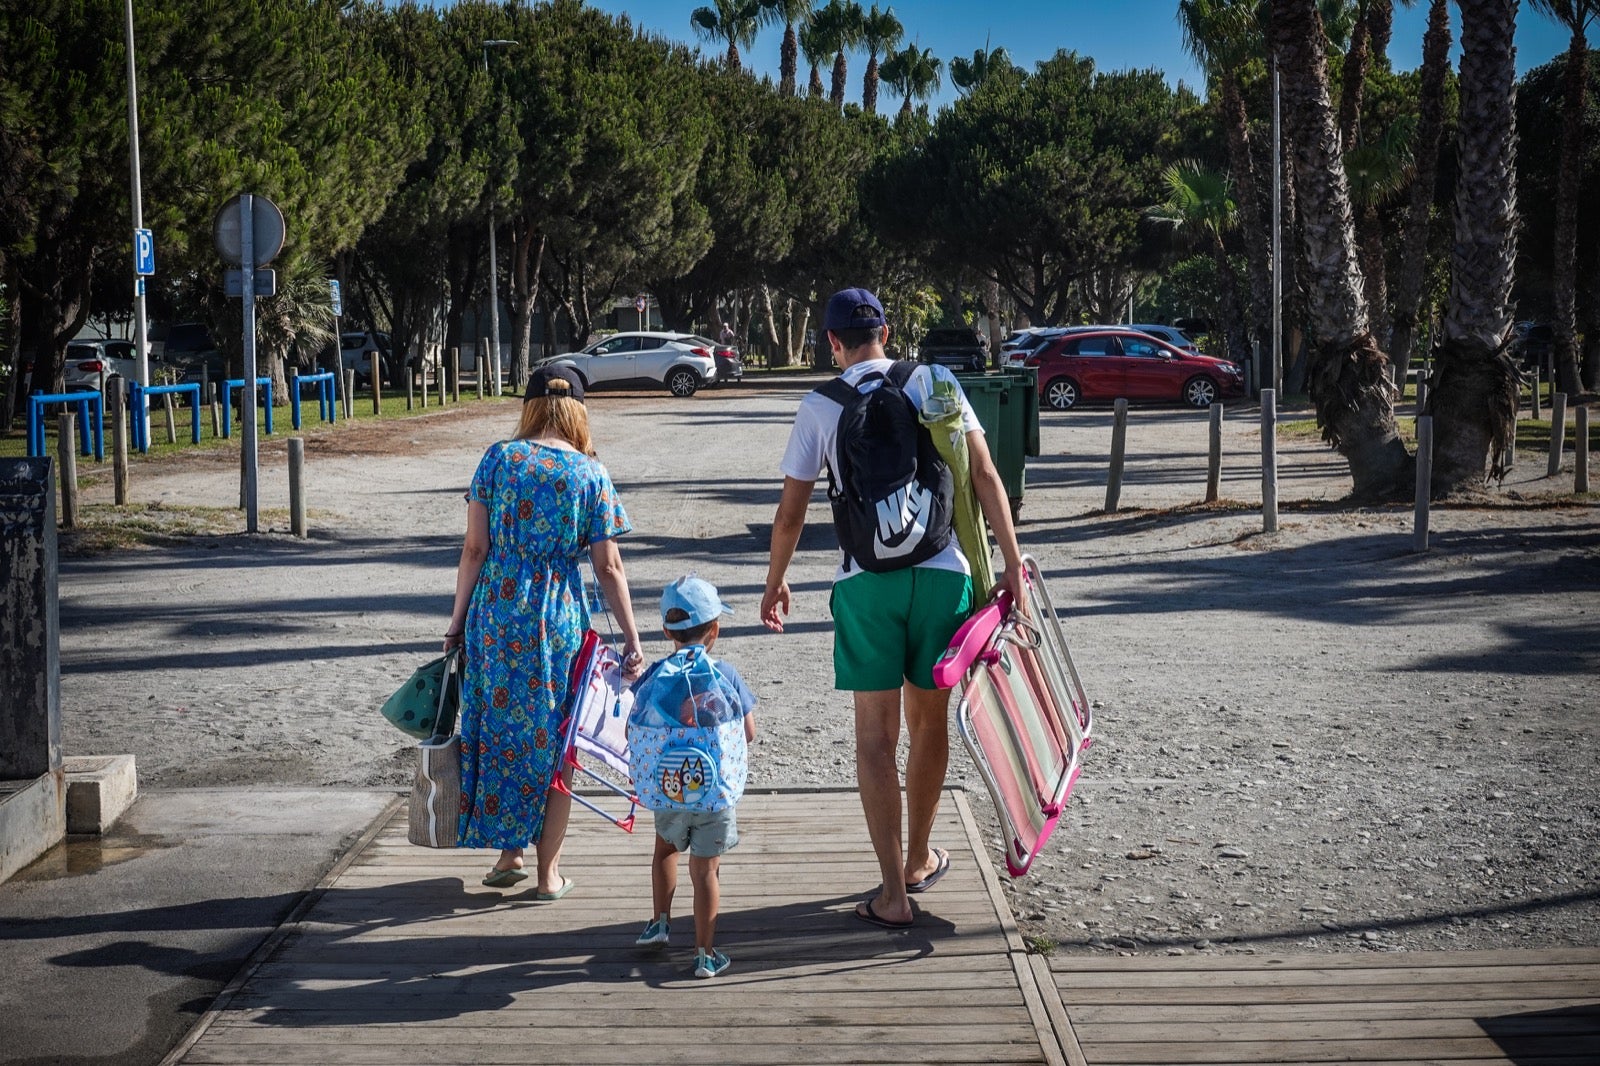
[635,917,670,946]
[694,948,730,979]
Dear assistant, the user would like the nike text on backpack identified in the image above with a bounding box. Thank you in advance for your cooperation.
[818,361,955,573]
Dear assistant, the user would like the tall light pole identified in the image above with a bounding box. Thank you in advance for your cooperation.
[124,0,150,442]
[482,39,518,398]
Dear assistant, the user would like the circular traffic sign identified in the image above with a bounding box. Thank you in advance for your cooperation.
[633,295,648,314]
[212,194,286,267]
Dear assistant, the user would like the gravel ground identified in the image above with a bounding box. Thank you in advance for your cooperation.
[54,379,1600,958]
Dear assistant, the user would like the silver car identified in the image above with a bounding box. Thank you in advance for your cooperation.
[62,338,139,391]
[1126,323,1201,355]
[544,331,718,397]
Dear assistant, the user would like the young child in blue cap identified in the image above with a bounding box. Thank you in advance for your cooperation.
[628,575,758,978]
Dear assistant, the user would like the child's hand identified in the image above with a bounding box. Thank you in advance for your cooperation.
[621,644,645,681]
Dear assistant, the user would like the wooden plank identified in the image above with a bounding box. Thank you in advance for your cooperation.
[180,1042,1048,1065]
[211,1004,1037,1028]
[1053,980,1600,1007]
[1053,963,1600,988]
[219,1023,1039,1046]
[1076,1015,1600,1043]
[1047,947,1600,972]
[1068,999,1600,1024]
[1075,1035,1600,1064]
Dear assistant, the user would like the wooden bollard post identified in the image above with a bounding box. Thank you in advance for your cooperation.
[1205,403,1223,503]
[1261,388,1279,533]
[209,382,221,440]
[1414,415,1433,552]
[450,347,461,403]
[1548,392,1568,478]
[1576,406,1590,494]
[1416,380,1429,415]
[344,369,356,420]
[109,375,129,505]
[1105,398,1128,514]
[478,337,488,400]
[1531,365,1542,419]
[371,361,382,416]
[162,392,177,444]
[406,367,415,411]
[57,412,79,529]
[421,359,430,409]
[288,437,307,538]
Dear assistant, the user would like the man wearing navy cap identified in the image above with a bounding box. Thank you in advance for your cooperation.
[761,286,1025,930]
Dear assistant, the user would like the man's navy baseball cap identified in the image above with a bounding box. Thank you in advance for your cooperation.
[660,575,734,630]
[823,287,887,332]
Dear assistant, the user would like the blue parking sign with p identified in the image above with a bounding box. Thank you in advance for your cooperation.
[330,279,342,317]
[134,228,155,276]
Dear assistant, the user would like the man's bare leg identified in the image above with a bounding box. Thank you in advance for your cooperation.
[903,681,951,886]
[855,688,912,924]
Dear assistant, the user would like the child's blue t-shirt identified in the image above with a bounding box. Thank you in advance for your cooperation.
[628,645,756,730]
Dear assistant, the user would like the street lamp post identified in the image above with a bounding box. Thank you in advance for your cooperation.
[124,0,150,442]
[482,38,518,398]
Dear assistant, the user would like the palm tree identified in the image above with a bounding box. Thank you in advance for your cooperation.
[881,43,941,119]
[1146,162,1253,363]
[799,20,829,97]
[761,0,816,96]
[1178,1,1272,361]
[1432,0,1521,491]
[811,0,864,109]
[1270,0,1411,499]
[1388,0,1450,374]
[859,3,903,114]
[690,0,768,72]
[949,43,1014,96]
[1344,117,1414,346]
[1528,0,1600,395]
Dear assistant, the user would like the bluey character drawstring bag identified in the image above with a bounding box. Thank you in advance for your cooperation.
[627,647,748,813]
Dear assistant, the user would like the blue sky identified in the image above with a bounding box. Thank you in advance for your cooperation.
[577,0,1572,111]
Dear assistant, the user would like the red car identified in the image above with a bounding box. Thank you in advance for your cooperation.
[1021,328,1245,410]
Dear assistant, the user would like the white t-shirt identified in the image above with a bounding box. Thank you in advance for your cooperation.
[779,359,983,582]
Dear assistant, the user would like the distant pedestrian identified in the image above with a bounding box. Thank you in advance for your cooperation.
[760,286,1025,929]
[444,365,644,895]
[718,321,736,345]
[628,576,757,978]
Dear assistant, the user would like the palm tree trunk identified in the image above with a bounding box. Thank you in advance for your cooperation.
[831,51,848,108]
[1368,0,1395,63]
[781,26,798,96]
[864,54,880,114]
[810,65,825,97]
[1272,0,1410,499]
[1337,9,1372,151]
[1432,0,1520,493]
[1389,0,1451,376]
[1358,203,1389,347]
[1221,76,1273,359]
[726,40,741,72]
[1551,32,1588,396]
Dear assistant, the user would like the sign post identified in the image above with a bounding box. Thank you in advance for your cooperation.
[214,194,286,534]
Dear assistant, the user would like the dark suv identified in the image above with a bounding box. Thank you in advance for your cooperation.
[916,326,987,372]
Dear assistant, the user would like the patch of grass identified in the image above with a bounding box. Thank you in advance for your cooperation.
[1023,933,1058,957]
[58,502,242,554]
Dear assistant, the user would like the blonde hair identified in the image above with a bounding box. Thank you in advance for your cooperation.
[514,390,594,456]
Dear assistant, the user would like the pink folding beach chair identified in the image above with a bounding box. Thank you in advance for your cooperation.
[550,628,639,833]
[932,555,1093,877]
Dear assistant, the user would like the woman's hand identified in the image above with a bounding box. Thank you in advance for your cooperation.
[443,627,464,653]
[620,641,645,681]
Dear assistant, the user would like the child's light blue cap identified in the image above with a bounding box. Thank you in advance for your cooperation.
[661,575,733,630]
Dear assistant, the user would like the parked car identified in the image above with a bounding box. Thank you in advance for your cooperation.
[688,335,743,384]
[1510,321,1554,371]
[159,321,224,384]
[1001,326,1080,366]
[915,326,988,371]
[1126,323,1201,355]
[62,338,139,391]
[539,331,718,396]
[1021,328,1245,410]
[338,331,400,387]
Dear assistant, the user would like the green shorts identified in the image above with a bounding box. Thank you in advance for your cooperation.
[829,567,973,692]
[652,808,739,858]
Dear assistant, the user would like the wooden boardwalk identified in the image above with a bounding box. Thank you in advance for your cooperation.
[164,788,1600,1066]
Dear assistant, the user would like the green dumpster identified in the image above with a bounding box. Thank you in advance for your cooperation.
[951,368,1040,517]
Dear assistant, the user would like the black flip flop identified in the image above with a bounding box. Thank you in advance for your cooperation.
[907,848,951,894]
[855,899,915,929]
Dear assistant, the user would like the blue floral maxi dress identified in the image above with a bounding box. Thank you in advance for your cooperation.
[457,440,630,850]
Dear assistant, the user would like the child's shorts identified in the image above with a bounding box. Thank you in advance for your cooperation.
[652,808,739,858]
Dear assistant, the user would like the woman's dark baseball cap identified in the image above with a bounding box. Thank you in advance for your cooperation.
[522,364,585,402]
[823,287,887,332]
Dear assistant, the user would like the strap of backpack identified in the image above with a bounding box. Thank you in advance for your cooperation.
[816,376,858,406]
[887,359,919,388]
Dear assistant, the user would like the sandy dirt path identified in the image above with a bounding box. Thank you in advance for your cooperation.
[54,381,1600,957]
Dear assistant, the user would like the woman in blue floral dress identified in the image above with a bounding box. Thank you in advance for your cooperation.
[443,366,644,895]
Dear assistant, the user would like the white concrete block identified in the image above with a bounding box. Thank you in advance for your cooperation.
[63,754,137,835]
[0,773,66,883]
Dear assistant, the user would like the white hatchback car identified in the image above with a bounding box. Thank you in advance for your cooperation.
[62,338,139,391]
[542,331,718,397]
[1126,323,1201,355]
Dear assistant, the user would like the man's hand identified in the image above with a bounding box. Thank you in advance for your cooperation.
[992,561,1028,618]
[761,581,792,632]
[620,642,645,681]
